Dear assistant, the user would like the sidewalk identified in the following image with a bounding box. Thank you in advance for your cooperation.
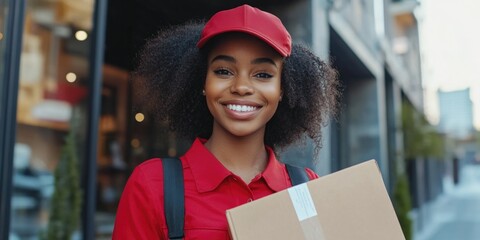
[414,164,480,240]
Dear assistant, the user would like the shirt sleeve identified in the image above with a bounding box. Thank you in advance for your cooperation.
[112,166,165,239]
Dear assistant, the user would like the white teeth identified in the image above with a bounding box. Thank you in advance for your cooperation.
[227,104,257,112]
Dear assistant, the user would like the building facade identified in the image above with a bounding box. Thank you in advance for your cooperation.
[1,0,426,239]
[438,88,475,139]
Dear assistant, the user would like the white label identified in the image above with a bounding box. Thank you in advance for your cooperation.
[288,183,318,221]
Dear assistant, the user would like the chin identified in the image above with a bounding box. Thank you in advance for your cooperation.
[226,126,264,139]
[212,118,267,139]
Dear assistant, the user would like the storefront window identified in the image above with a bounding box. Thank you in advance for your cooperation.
[10,0,94,239]
[94,65,130,238]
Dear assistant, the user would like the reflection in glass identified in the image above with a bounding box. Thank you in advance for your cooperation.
[10,0,94,239]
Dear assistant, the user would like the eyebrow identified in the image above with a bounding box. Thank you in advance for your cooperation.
[210,55,278,68]
[251,58,277,68]
[211,55,236,64]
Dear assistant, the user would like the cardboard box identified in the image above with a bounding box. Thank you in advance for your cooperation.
[226,160,405,240]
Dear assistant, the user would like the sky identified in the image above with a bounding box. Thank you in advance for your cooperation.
[419,0,480,129]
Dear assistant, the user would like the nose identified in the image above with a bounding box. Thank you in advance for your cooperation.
[230,74,254,95]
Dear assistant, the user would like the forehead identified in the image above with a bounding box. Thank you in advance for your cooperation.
[206,32,283,59]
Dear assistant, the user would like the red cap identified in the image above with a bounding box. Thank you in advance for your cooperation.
[197,4,292,57]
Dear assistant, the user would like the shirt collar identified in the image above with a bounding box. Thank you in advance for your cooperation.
[261,145,291,192]
[184,138,290,193]
[184,138,232,193]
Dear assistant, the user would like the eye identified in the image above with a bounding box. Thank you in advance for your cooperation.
[213,68,233,76]
[254,72,273,79]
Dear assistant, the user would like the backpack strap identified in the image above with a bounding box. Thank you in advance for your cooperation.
[162,157,185,240]
[285,163,310,186]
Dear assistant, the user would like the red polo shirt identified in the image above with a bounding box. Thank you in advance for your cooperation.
[112,138,318,239]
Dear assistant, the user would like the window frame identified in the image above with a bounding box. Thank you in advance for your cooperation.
[0,0,25,238]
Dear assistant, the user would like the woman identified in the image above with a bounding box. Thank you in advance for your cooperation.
[113,4,340,239]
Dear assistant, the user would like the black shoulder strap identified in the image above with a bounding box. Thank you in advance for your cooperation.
[162,157,185,240]
[285,163,310,186]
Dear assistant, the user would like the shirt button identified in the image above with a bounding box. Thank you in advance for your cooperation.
[247,198,253,202]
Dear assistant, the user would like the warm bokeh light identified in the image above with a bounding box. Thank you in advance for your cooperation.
[75,30,88,41]
[66,72,77,82]
[131,138,140,148]
[135,113,145,122]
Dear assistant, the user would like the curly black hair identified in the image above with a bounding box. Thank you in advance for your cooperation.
[134,22,340,153]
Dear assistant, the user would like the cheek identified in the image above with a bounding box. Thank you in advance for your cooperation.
[204,79,215,107]
[264,79,282,102]
[203,75,225,113]
[204,75,220,99]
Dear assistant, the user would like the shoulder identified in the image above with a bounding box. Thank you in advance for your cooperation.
[129,158,165,184]
[283,163,319,186]
[124,158,166,197]
[305,167,319,180]
[129,157,188,190]
[137,157,164,169]
[118,158,176,222]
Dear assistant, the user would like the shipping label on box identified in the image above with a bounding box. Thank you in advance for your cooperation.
[226,160,406,240]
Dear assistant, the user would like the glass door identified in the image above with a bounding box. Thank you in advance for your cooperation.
[10,0,96,239]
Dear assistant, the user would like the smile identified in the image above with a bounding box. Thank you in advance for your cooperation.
[226,104,258,112]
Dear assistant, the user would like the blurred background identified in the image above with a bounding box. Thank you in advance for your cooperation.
[0,0,479,239]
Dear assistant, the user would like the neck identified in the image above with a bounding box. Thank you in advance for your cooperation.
[204,126,268,183]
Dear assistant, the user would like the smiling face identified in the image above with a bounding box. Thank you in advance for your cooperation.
[204,33,284,139]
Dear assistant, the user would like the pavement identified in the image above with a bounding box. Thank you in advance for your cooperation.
[414,164,480,240]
